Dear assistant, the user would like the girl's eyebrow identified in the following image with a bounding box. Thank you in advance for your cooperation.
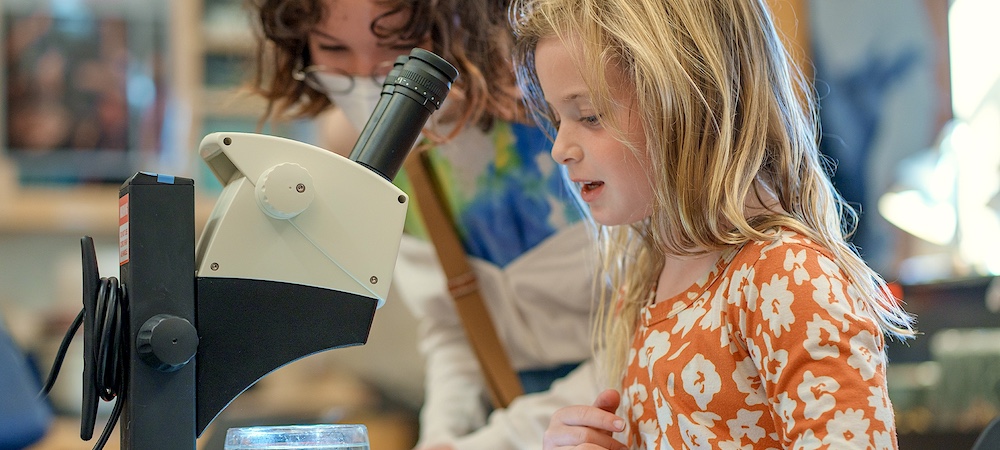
[559,93,590,104]
[310,28,342,42]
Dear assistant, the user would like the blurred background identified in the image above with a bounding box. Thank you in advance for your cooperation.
[0,0,997,449]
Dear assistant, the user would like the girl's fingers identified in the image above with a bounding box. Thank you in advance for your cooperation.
[543,391,627,450]
[592,388,621,414]
[554,404,625,432]
[544,421,628,450]
[544,423,627,449]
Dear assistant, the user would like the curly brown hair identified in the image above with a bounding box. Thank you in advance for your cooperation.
[245,0,524,139]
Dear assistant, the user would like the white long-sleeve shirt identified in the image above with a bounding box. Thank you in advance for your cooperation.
[390,121,604,449]
[395,226,603,449]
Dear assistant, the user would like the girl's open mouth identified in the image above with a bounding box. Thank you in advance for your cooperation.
[579,181,605,202]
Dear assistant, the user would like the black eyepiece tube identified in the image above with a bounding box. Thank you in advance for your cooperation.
[349,55,408,163]
[349,48,459,181]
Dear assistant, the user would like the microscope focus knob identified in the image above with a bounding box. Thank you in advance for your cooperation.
[255,162,315,219]
[137,314,199,372]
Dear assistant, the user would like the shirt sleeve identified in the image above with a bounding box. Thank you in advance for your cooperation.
[732,241,897,449]
[451,359,605,450]
[395,225,601,449]
[393,235,490,446]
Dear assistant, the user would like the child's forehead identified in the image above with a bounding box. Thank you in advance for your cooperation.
[536,35,637,103]
[535,37,586,87]
[534,35,588,73]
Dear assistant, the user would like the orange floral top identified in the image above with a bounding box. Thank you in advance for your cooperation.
[622,230,897,449]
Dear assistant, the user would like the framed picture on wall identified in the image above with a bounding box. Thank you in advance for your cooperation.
[0,0,174,185]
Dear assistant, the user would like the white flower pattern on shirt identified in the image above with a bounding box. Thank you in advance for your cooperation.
[804,314,841,360]
[622,230,897,449]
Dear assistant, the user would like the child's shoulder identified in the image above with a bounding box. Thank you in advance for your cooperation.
[727,227,838,271]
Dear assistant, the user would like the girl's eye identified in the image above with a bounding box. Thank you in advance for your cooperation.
[581,115,600,126]
[317,44,348,52]
[547,110,561,130]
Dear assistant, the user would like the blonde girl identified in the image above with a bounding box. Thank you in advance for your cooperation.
[511,0,916,448]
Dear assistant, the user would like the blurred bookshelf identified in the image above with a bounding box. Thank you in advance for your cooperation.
[0,0,316,233]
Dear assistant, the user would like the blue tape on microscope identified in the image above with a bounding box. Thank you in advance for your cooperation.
[139,171,176,184]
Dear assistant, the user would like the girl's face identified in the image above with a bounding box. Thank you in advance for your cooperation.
[535,36,654,226]
[308,0,430,78]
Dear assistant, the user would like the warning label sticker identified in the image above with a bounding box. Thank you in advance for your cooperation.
[119,194,129,265]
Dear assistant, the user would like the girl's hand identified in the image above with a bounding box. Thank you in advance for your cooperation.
[543,389,627,450]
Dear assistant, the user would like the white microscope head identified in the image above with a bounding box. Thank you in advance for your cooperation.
[194,132,408,307]
[193,48,458,312]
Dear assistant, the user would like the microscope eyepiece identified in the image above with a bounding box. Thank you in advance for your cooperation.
[396,48,459,110]
[348,49,459,181]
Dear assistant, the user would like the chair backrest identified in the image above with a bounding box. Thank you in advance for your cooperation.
[972,416,1000,450]
[0,316,52,448]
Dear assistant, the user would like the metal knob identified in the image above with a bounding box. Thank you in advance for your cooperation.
[137,314,199,372]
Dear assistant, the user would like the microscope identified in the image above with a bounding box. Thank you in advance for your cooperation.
[45,48,457,450]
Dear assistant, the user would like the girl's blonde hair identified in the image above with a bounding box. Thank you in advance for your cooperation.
[511,0,915,382]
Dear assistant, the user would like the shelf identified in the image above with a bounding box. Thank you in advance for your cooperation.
[0,0,251,237]
[203,88,268,119]
[202,22,255,55]
[0,185,216,236]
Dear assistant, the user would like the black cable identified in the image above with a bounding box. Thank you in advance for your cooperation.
[89,277,126,450]
[94,278,124,403]
[38,309,84,398]
[92,385,124,450]
[38,275,127,450]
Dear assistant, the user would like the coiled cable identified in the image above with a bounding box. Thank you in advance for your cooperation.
[39,237,127,450]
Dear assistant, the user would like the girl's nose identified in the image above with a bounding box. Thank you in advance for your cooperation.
[550,130,582,165]
[338,55,378,77]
